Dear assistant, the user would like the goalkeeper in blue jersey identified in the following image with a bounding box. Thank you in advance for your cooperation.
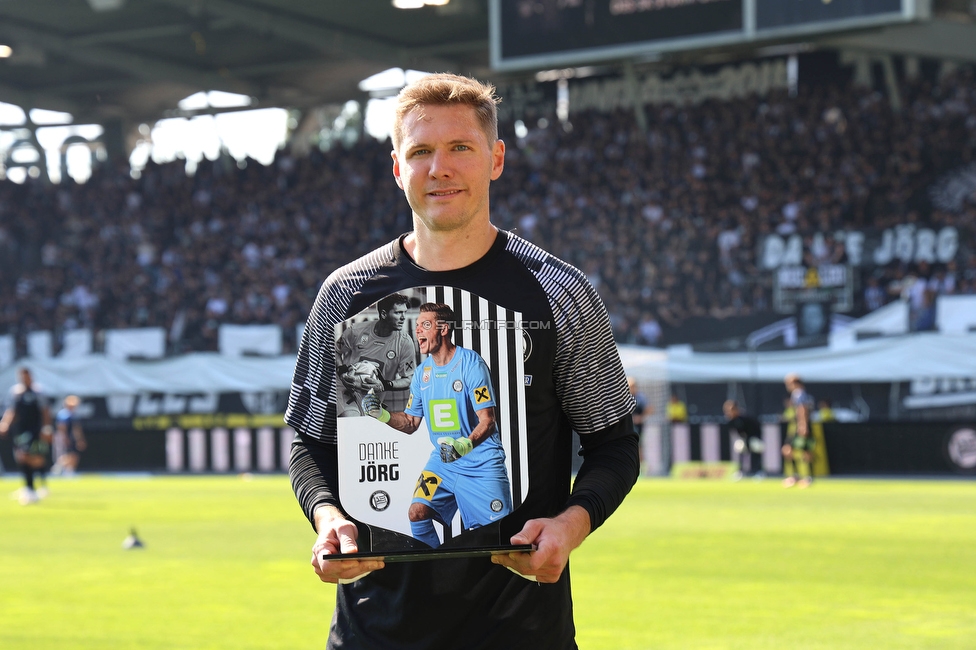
[363,302,512,548]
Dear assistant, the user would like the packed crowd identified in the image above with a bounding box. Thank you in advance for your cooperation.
[491,65,976,344]
[1,61,974,356]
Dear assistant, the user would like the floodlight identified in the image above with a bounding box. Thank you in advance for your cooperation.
[30,108,73,126]
[393,0,451,7]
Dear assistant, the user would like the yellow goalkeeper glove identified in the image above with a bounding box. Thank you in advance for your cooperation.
[437,436,473,463]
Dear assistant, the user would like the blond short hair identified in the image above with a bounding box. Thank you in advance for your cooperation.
[65,395,80,408]
[392,73,500,150]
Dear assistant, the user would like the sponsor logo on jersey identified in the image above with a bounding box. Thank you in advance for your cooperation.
[369,490,391,512]
[524,375,533,386]
[413,471,442,500]
[435,372,448,379]
[422,367,431,383]
[490,499,504,513]
[429,399,459,432]
[358,334,369,347]
[452,379,463,393]
[406,394,414,410]
[473,385,491,404]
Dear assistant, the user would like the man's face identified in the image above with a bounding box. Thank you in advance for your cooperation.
[415,311,446,356]
[392,103,505,234]
[383,303,408,331]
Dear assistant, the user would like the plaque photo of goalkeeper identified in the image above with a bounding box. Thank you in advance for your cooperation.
[335,291,418,417]
[335,287,529,558]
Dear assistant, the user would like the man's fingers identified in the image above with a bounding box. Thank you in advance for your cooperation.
[311,552,385,584]
[493,517,548,580]
[308,515,383,584]
[496,513,585,584]
[510,518,545,546]
[492,551,557,583]
[338,529,358,554]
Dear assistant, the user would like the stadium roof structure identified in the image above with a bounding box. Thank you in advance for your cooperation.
[0,0,975,145]
[0,0,493,129]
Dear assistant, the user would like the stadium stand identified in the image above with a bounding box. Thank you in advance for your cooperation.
[0,55,974,358]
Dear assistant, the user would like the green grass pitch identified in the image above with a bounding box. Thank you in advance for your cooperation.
[2,475,974,649]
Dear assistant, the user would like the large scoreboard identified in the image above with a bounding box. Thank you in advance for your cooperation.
[756,0,906,32]
[490,0,927,71]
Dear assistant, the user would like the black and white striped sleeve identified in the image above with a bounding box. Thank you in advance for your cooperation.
[284,242,395,444]
[289,432,339,529]
[507,235,635,433]
[507,234,638,531]
[284,242,396,527]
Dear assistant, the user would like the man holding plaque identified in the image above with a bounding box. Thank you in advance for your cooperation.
[362,302,512,548]
[286,73,640,649]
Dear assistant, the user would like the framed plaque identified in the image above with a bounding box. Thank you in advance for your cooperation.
[331,286,533,560]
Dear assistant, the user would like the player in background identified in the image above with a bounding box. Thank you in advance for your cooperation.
[667,392,688,424]
[0,367,53,505]
[336,292,416,415]
[816,398,835,423]
[782,373,816,488]
[52,395,86,476]
[810,398,834,476]
[363,302,512,547]
[723,400,764,480]
[780,396,796,477]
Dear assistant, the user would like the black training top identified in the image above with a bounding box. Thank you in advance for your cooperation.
[9,384,45,438]
[728,414,762,440]
[286,229,639,650]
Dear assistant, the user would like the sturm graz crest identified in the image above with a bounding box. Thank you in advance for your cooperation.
[369,491,391,512]
[946,428,976,472]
